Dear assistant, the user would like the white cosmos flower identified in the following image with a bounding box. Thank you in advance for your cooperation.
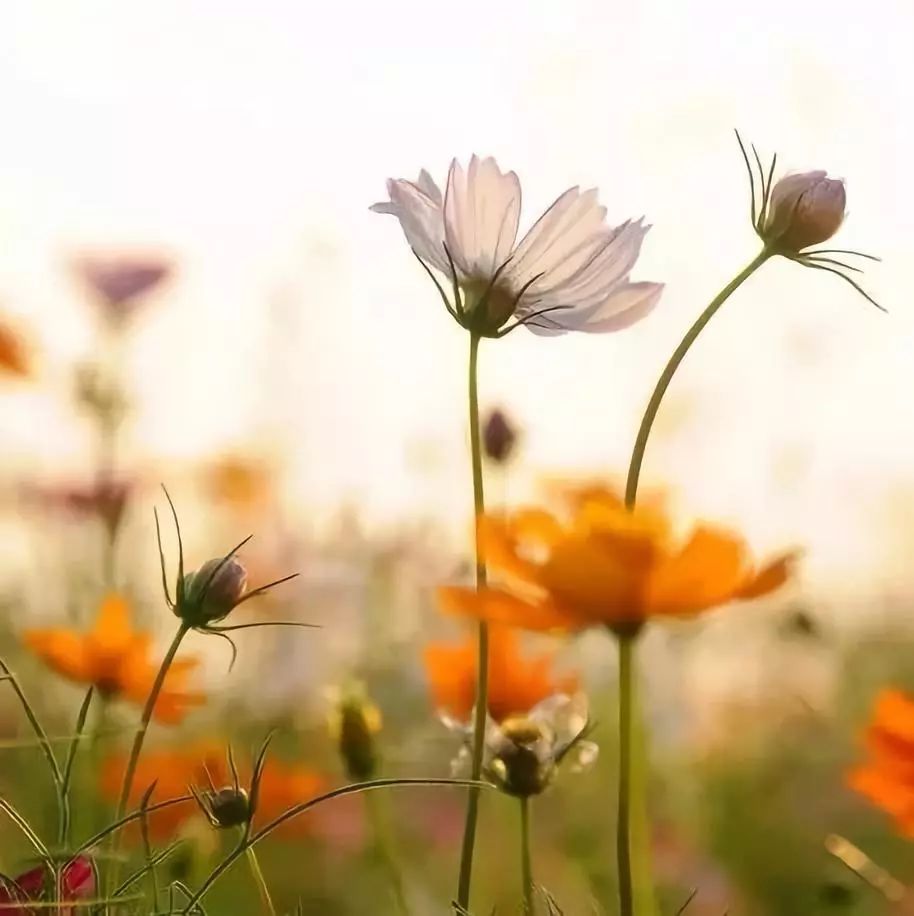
[371,155,664,337]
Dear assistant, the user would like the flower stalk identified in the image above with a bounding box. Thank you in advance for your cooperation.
[244,844,277,916]
[456,330,490,910]
[519,796,535,915]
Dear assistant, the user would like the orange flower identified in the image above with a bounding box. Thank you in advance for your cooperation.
[440,484,795,633]
[0,320,31,378]
[848,689,914,835]
[423,626,577,723]
[202,455,272,514]
[100,745,325,840]
[23,593,204,723]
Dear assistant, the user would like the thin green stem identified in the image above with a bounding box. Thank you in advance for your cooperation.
[366,790,410,914]
[624,248,772,509]
[180,777,485,911]
[616,633,636,916]
[456,331,489,911]
[519,797,534,915]
[245,845,277,916]
[58,686,94,847]
[0,658,63,789]
[108,622,191,902]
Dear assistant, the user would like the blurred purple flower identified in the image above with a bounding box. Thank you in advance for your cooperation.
[25,477,132,539]
[74,254,172,321]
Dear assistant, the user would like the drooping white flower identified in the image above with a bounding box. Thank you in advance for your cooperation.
[372,156,663,337]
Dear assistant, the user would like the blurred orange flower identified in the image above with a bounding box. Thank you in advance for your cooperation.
[101,745,326,840]
[202,455,272,514]
[23,594,204,723]
[440,485,795,633]
[848,689,914,835]
[0,320,31,378]
[424,626,577,723]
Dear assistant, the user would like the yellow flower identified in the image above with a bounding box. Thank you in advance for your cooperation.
[440,485,796,634]
[23,593,204,722]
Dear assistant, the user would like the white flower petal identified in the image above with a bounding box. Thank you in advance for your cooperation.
[444,155,521,280]
[570,282,665,333]
[372,177,449,273]
[505,188,608,288]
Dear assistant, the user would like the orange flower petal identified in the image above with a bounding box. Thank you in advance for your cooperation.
[645,526,748,617]
[90,593,137,655]
[23,629,95,684]
[737,552,798,600]
[477,516,541,585]
[438,586,577,632]
[423,641,477,722]
[539,537,644,625]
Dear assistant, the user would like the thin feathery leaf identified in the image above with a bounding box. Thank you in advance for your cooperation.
[0,658,62,789]
[208,619,318,634]
[801,254,864,274]
[734,129,758,230]
[797,259,887,312]
[411,250,460,322]
[246,731,276,828]
[153,508,174,608]
[113,840,183,899]
[58,686,95,845]
[206,628,239,673]
[805,247,882,262]
[227,744,241,793]
[676,888,699,915]
[0,799,51,862]
[162,486,185,604]
[443,243,464,314]
[232,573,301,608]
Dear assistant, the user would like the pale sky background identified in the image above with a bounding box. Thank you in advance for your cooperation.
[2,0,913,614]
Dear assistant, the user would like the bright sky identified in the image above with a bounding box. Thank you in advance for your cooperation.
[2,0,913,609]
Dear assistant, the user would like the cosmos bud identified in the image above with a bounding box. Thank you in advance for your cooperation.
[482,408,518,465]
[179,557,248,626]
[763,171,846,252]
[330,685,383,781]
[206,787,251,829]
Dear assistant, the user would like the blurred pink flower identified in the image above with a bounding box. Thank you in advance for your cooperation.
[73,253,172,321]
[24,477,132,539]
[0,856,94,915]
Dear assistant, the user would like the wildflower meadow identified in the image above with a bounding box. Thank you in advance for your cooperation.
[2,4,912,914]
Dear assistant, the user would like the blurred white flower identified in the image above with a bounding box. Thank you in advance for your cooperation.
[449,692,598,797]
[372,155,663,337]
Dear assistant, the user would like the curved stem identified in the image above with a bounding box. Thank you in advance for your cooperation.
[624,248,772,509]
[456,331,490,910]
[180,777,485,911]
[58,686,95,847]
[108,622,191,900]
[616,633,635,916]
[519,797,534,915]
[245,845,276,916]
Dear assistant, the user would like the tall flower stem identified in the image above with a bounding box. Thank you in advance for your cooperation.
[456,331,489,910]
[519,797,534,915]
[108,622,191,898]
[624,247,772,508]
[245,845,277,916]
[614,247,773,915]
[615,632,635,916]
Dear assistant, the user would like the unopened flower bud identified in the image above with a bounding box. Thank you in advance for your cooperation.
[207,787,251,828]
[482,409,517,465]
[330,687,382,781]
[179,557,248,626]
[763,171,846,252]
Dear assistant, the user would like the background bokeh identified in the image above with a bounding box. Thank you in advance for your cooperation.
[2,1,914,913]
